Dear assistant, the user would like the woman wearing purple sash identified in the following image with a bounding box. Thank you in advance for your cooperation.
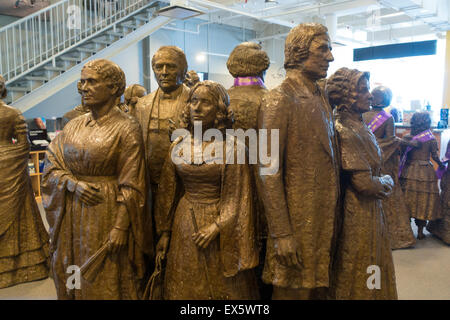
[399,112,444,240]
[327,68,397,299]
[362,86,416,249]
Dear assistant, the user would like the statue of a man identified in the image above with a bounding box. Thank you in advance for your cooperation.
[135,46,190,203]
[258,23,340,300]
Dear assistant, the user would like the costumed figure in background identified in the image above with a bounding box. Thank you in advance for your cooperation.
[42,59,148,299]
[0,75,49,289]
[184,70,200,88]
[155,81,259,300]
[362,86,416,249]
[226,41,271,299]
[400,111,445,240]
[427,140,450,244]
[258,23,340,300]
[327,68,398,300]
[61,80,90,128]
[122,84,147,118]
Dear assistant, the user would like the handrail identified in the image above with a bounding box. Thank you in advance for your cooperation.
[0,0,156,84]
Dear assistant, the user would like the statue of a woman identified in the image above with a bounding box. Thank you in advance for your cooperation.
[327,68,398,300]
[427,140,450,243]
[42,59,148,299]
[0,75,49,289]
[362,86,416,249]
[399,111,444,240]
[155,81,259,300]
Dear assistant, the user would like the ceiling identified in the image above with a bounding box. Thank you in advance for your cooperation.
[163,0,450,46]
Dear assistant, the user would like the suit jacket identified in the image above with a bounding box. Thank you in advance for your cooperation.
[258,72,340,289]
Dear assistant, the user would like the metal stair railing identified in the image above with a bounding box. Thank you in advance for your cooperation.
[0,0,155,84]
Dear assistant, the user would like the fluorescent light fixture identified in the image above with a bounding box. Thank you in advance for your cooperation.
[157,5,205,20]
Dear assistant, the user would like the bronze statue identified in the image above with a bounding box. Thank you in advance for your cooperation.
[42,59,148,299]
[155,81,259,300]
[0,75,50,289]
[258,23,340,300]
[135,46,190,211]
[362,86,416,249]
[327,67,397,300]
[226,41,270,298]
[184,70,200,88]
[399,111,444,240]
[122,84,147,117]
[61,80,90,128]
[428,140,450,244]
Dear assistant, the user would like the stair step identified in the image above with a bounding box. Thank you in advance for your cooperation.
[106,31,125,38]
[24,76,49,81]
[7,86,29,92]
[134,15,148,22]
[91,38,112,45]
[44,66,66,72]
[76,47,97,53]
[59,56,81,62]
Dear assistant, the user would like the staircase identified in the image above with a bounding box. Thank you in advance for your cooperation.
[0,0,171,113]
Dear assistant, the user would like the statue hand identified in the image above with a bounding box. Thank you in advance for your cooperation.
[376,175,394,199]
[192,223,219,249]
[274,235,302,269]
[109,227,128,254]
[156,232,170,260]
[75,181,104,206]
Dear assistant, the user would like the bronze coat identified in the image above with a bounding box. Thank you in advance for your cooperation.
[258,72,340,289]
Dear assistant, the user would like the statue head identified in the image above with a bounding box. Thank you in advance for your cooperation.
[180,80,232,132]
[184,70,200,88]
[410,111,432,135]
[371,86,393,108]
[284,23,334,81]
[124,84,147,107]
[152,46,188,93]
[0,75,7,99]
[227,42,270,79]
[327,67,372,114]
[80,59,126,108]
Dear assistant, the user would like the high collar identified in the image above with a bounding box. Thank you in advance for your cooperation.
[85,105,120,127]
[286,70,321,96]
[158,84,185,100]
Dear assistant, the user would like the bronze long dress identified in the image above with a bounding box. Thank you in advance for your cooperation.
[42,107,147,299]
[155,137,259,300]
[400,138,441,221]
[0,101,49,289]
[333,111,397,300]
[427,141,450,243]
[363,109,415,249]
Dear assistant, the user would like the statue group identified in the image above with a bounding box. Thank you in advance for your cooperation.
[1,22,449,300]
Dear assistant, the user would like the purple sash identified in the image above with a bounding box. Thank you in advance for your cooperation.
[367,110,392,133]
[234,76,265,88]
[436,146,450,179]
[398,129,435,178]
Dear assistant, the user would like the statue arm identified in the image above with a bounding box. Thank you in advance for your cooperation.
[257,91,293,238]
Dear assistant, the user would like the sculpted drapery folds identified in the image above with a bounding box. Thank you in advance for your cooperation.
[155,81,259,300]
[0,75,50,289]
[42,59,147,299]
[134,47,190,249]
[362,86,416,249]
[258,23,340,300]
[226,41,270,298]
[327,68,397,300]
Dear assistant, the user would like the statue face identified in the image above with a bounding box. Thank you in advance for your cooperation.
[189,86,217,129]
[153,51,184,93]
[79,68,115,108]
[355,78,372,113]
[302,34,334,81]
